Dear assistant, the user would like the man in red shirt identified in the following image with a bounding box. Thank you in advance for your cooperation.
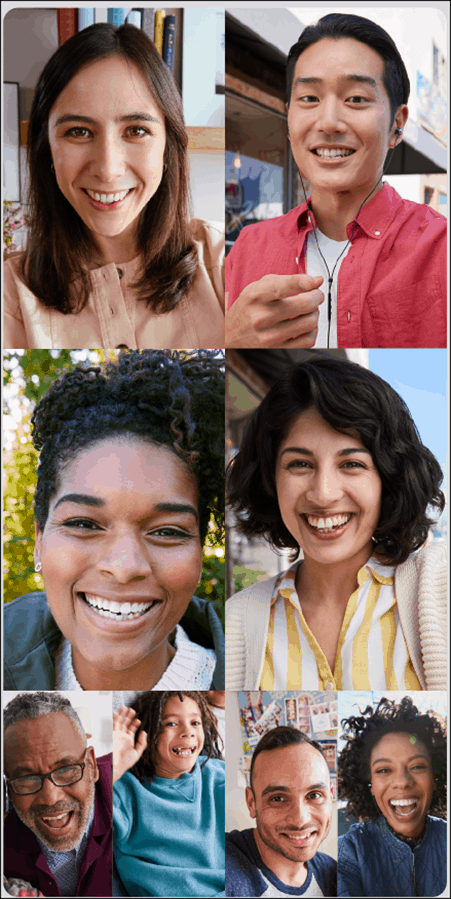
[226,14,446,349]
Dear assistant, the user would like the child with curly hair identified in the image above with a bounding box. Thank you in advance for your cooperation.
[113,691,225,897]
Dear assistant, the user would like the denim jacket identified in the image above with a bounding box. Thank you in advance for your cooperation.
[338,815,446,897]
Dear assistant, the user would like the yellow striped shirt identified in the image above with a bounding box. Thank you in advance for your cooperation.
[260,558,422,691]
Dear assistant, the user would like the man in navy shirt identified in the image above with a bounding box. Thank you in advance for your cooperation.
[226,726,337,897]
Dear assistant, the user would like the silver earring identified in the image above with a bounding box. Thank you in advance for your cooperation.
[35,562,42,573]
[368,783,372,787]
[371,536,378,543]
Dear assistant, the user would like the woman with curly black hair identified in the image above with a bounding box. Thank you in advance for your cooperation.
[337,695,447,897]
[3,23,224,349]
[112,692,224,896]
[226,353,446,691]
[4,349,225,691]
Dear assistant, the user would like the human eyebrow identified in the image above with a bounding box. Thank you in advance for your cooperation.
[11,756,80,777]
[261,784,291,797]
[154,502,198,521]
[279,447,313,457]
[293,74,378,91]
[54,112,162,127]
[338,448,372,457]
[371,753,430,767]
[54,493,105,510]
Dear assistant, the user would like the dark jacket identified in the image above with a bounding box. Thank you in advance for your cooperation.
[4,753,112,898]
[338,815,447,897]
[3,592,225,690]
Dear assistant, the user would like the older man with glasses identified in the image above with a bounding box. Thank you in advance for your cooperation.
[3,692,112,897]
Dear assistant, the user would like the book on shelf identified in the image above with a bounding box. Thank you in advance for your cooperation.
[127,10,142,28]
[162,14,176,71]
[140,8,155,41]
[57,8,77,44]
[154,9,165,55]
[107,8,126,27]
[78,9,95,30]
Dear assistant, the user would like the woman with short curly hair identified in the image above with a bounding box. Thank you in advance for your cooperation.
[337,695,447,897]
[112,691,225,896]
[226,353,447,691]
[3,23,224,349]
[4,349,225,691]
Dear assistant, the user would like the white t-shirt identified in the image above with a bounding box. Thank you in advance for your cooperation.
[305,227,351,348]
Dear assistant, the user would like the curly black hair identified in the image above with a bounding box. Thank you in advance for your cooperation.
[338,696,447,822]
[127,691,223,784]
[226,353,444,565]
[32,349,224,544]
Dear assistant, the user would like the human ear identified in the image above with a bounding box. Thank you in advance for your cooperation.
[245,785,256,819]
[87,745,99,783]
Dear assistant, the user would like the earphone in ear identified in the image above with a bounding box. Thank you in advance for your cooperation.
[395,127,402,136]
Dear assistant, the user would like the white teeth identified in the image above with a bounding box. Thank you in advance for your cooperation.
[85,188,131,204]
[315,148,355,158]
[83,593,152,619]
[390,799,417,807]
[306,513,351,532]
[172,747,195,756]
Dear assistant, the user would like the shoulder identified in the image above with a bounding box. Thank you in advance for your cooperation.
[226,570,289,616]
[309,850,337,890]
[338,821,379,853]
[190,218,224,257]
[396,541,447,592]
[199,756,225,785]
[229,206,303,252]
[4,592,58,642]
[426,815,447,839]
[384,184,447,230]
[226,830,265,898]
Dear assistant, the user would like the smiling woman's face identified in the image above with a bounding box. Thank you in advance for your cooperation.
[48,55,166,261]
[369,732,435,838]
[34,435,202,689]
[275,407,382,569]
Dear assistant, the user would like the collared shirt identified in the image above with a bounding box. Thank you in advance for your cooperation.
[226,183,446,348]
[36,801,95,897]
[4,219,224,349]
[260,557,422,690]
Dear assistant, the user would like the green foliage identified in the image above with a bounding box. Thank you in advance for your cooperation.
[196,549,225,628]
[232,565,263,594]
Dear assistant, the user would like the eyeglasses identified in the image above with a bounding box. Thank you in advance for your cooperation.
[6,749,88,795]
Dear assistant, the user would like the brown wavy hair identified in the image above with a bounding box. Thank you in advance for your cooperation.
[21,23,197,315]
[127,691,223,784]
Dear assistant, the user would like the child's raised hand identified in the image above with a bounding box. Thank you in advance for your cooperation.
[113,706,148,784]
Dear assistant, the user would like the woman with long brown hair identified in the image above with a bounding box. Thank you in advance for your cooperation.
[4,24,224,349]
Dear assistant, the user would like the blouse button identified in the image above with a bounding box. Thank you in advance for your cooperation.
[326,680,334,690]
[116,268,123,279]
[374,230,380,236]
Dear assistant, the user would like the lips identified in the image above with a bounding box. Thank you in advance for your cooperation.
[303,513,353,534]
[82,187,134,208]
[82,592,154,620]
[281,829,316,844]
[171,746,196,757]
[312,147,356,158]
[41,810,74,830]
[389,798,419,816]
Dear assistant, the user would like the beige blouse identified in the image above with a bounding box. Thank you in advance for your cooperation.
[3,219,224,349]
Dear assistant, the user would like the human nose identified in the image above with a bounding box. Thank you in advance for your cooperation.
[305,465,344,507]
[316,97,347,135]
[390,766,414,788]
[91,132,125,182]
[97,533,152,582]
[34,776,68,805]
[290,797,312,828]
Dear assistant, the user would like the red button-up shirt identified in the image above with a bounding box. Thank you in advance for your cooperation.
[226,183,447,348]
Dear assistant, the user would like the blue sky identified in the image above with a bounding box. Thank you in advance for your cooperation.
[369,350,447,494]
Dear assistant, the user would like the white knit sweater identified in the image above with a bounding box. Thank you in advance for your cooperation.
[225,541,447,690]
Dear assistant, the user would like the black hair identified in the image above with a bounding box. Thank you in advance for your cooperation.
[338,696,447,822]
[226,353,444,565]
[249,725,328,792]
[32,349,224,544]
[286,14,410,129]
[127,691,223,784]
[21,22,197,314]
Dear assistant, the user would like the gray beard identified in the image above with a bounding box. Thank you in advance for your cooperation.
[12,779,95,852]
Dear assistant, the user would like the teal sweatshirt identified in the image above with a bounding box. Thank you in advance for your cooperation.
[113,756,225,897]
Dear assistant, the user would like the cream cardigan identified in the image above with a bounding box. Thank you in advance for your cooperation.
[225,541,447,690]
[3,219,224,349]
